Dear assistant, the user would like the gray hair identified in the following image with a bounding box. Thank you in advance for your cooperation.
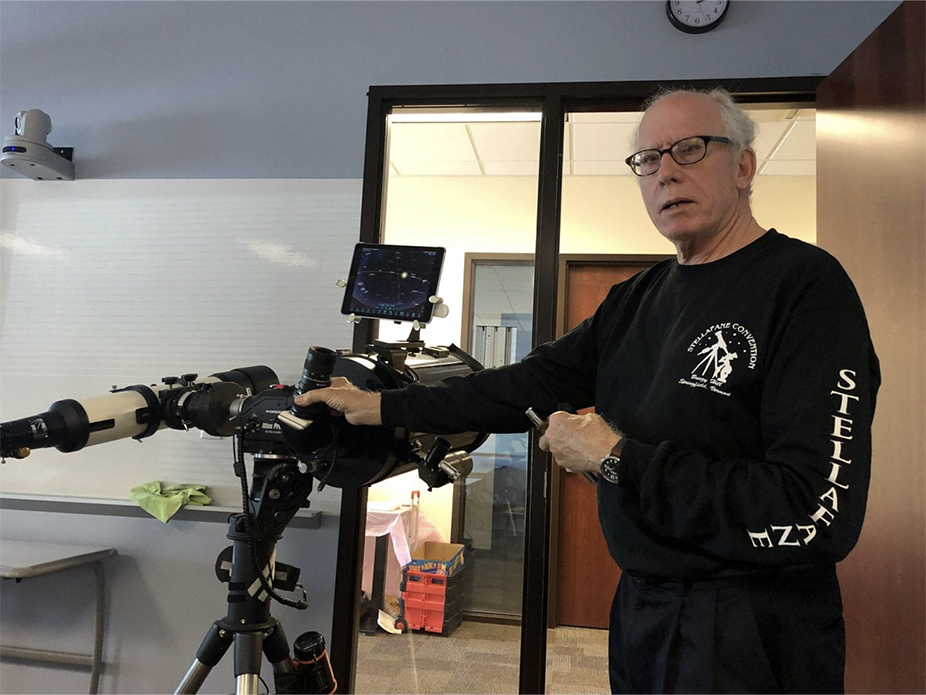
[632,87,757,154]
[631,87,757,195]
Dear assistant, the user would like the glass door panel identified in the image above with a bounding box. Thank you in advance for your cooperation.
[466,260,533,617]
[353,108,540,695]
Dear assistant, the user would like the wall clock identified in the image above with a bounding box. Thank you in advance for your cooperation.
[666,0,730,34]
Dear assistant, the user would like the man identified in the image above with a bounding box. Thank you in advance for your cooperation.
[298,89,880,693]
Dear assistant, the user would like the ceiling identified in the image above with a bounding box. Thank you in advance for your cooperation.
[388,108,816,178]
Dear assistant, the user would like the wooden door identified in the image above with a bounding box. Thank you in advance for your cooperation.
[816,3,925,693]
[555,261,659,628]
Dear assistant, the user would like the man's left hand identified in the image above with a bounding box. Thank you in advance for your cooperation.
[539,410,621,474]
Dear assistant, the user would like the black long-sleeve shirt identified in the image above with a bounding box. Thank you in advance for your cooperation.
[382,230,880,580]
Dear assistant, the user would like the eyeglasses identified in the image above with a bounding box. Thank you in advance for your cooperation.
[625,135,733,177]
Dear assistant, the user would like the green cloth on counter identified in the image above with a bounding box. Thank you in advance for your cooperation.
[130,481,212,523]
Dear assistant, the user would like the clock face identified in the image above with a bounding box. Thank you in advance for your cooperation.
[666,0,730,34]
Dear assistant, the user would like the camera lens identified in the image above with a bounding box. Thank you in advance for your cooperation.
[292,631,337,695]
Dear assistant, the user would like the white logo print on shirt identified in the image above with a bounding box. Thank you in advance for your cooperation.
[694,331,738,384]
[679,322,758,397]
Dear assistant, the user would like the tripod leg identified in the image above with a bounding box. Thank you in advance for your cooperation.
[235,674,260,695]
[263,623,300,693]
[175,622,233,694]
[264,623,296,677]
[234,630,264,695]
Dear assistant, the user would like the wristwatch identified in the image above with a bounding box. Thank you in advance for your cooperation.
[599,439,624,484]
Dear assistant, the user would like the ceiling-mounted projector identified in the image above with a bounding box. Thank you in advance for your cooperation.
[1,109,74,181]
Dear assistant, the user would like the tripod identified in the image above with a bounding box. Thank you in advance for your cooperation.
[171,394,464,694]
[175,451,335,695]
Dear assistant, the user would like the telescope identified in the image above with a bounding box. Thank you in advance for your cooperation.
[0,243,486,694]
[0,343,485,492]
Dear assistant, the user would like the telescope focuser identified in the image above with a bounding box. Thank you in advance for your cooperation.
[288,346,337,421]
[416,437,473,491]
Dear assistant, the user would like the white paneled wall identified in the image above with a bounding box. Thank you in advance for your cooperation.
[0,179,360,510]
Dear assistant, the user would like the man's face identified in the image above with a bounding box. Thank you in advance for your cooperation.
[635,93,752,249]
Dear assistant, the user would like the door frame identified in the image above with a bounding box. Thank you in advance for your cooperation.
[332,76,821,695]
[461,253,535,362]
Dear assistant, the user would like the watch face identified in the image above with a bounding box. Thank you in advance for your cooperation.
[666,0,729,34]
[600,456,621,484]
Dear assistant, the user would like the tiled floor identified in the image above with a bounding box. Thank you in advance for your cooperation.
[355,491,610,694]
[355,621,609,695]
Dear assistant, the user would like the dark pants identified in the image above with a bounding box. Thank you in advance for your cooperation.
[608,566,846,694]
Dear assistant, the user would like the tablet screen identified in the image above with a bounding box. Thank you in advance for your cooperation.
[341,244,445,323]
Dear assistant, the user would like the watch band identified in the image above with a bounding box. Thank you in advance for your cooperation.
[606,439,624,459]
[599,438,623,484]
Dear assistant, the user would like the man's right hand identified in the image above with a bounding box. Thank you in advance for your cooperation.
[293,376,383,426]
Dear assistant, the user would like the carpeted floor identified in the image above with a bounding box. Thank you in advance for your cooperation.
[355,621,609,694]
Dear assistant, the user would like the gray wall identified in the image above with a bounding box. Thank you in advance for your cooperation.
[0,2,901,693]
[0,508,339,694]
[0,1,900,179]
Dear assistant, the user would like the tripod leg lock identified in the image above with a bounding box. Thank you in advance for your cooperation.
[195,622,234,667]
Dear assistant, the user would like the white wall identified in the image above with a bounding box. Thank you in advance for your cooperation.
[0,179,358,512]
[0,177,356,692]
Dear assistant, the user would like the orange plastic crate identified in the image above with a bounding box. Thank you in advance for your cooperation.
[399,566,465,635]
